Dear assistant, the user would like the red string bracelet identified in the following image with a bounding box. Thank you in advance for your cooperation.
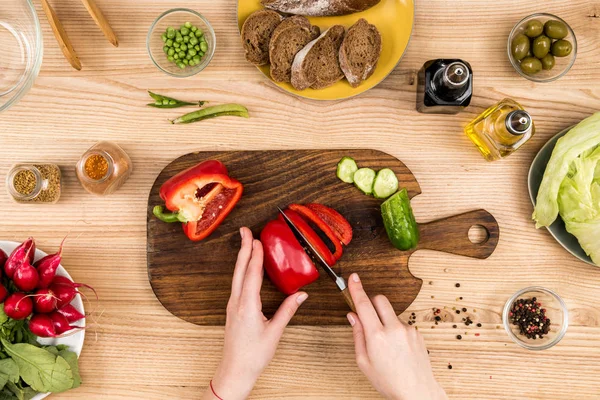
[210,380,224,400]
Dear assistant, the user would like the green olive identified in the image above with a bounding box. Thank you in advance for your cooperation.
[511,34,531,61]
[532,35,551,59]
[540,53,555,70]
[520,56,543,75]
[544,20,568,40]
[524,19,544,38]
[551,39,573,57]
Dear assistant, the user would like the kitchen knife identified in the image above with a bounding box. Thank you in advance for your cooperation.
[277,207,356,313]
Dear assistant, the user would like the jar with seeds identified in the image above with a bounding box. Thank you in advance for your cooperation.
[76,141,132,196]
[6,163,62,204]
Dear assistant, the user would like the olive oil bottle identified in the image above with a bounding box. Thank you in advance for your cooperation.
[417,59,473,114]
[465,98,535,161]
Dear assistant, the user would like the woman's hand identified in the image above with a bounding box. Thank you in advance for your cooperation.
[347,273,448,400]
[204,227,308,400]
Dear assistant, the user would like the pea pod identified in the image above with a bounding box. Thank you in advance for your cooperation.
[147,91,206,109]
[171,104,249,124]
[381,189,419,251]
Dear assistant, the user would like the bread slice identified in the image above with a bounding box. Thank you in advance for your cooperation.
[291,25,346,90]
[241,10,283,65]
[339,19,382,88]
[262,0,381,17]
[269,16,320,83]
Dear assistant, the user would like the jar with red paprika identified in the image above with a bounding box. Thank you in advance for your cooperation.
[76,141,132,196]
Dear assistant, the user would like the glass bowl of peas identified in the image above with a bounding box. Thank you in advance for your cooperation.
[147,8,216,78]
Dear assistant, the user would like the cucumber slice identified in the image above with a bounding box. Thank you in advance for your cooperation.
[373,168,399,199]
[337,157,358,183]
[353,168,376,195]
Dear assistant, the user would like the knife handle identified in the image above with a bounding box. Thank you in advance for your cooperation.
[341,287,356,313]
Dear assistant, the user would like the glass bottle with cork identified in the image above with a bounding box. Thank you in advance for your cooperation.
[417,59,473,114]
[76,141,132,196]
[464,98,535,161]
[6,163,62,204]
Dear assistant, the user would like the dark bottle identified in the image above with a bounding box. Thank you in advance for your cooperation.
[416,59,473,114]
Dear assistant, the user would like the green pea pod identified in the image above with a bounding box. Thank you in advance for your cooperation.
[170,104,249,124]
[147,91,205,108]
[380,188,420,251]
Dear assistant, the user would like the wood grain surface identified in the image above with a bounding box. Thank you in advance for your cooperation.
[1,0,600,398]
[147,150,499,326]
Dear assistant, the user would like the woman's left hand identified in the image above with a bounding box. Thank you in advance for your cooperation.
[205,227,309,400]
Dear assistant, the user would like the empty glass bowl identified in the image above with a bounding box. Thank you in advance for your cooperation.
[502,286,568,351]
[147,8,215,78]
[508,13,576,83]
[0,0,44,113]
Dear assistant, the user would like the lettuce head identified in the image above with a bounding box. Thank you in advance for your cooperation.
[533,113,600,264]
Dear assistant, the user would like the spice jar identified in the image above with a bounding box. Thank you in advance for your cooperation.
[76,141,132,196]
[6,163,62,204]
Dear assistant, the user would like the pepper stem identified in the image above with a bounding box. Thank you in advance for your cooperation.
[153,206,187,223]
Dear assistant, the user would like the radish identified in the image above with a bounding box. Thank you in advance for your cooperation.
[0,249,7,272]
[34,237,65,289]
[33,289,58,313]
[0,285,8,303]
[5,238,35,278]
[13,263,39,292]
[4,293,33,320]
[57,303,85,323]
[49,311,80,335]
[50,276,97,308]
[28,314,57,338]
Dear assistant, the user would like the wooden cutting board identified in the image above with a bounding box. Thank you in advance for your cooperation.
[147,150,499,325]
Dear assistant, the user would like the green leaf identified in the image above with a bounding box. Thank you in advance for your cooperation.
[1,339,73,393]
[42,346,59,356]
[0,306,8,325]
[58,350,81,389]
[5,382,37,400]
[0,358,19,387]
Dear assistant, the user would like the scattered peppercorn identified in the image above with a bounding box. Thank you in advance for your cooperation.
[448,364,453,370]
[459,297,463,300]
[462,308,467,312]
[435,316,441,321]
[452,325,457,328]
[455,310,460,314]
[455,283,461,288]
[456,335,462,340]
[477,323,482,327]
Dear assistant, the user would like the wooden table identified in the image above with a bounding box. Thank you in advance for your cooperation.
[1,1,600,398]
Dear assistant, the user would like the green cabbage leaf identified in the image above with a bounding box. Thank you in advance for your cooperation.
[533,113,600,264]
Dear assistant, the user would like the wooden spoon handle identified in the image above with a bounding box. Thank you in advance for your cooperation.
[80,0,119,47]
[39,0,82,70]
[416,209,500,259]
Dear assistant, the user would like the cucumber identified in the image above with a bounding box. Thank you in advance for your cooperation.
[381,188,419,251]
[353,168,376,195]
[336,157,358,183]
[373,168,399,199]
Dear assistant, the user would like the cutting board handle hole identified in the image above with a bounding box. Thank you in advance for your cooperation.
[468,225,489,245]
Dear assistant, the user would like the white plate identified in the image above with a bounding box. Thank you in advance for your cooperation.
[0,241,85,400]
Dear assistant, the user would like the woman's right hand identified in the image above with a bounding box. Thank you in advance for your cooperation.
[346,273,448,400]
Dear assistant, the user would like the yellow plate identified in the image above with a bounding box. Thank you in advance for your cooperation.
[237,0,414,100]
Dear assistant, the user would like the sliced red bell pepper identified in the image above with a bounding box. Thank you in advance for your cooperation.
[305,203,353,245]
[288,204,344,262]
[153,160,243,241]
[260,219,320,295]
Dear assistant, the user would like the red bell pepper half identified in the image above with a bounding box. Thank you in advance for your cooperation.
[261,203,353,295]
[153,160,243,241]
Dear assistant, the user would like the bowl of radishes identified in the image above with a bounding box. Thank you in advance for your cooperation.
[0,238,89,399]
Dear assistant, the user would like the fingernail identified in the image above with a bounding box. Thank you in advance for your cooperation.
[347,313,356,326]
[296,293,308,304]
[240,228,245,239]
[352,273,360,283]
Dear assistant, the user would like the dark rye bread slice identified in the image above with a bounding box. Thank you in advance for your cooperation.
[241,10,283,65]
[269,16,320,83]
[262,0,381,17]
[339,19,382,88]
[291,25,346,90]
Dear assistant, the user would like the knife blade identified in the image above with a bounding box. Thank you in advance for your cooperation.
[277,207,356,313]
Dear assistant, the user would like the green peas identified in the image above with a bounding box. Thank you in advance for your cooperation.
[161,24,207,70]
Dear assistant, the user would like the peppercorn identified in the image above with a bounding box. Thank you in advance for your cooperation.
[462,308,467,312]
[448,364,453,369]
[455,283,461,288]
[456,310,460,314]
[452,325,457,328]
[456,335,462,340]
[477,323,482,327]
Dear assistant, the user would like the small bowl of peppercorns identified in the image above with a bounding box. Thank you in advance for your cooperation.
[502,287,568,351]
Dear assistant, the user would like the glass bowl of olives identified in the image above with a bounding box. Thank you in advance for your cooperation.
[508,13,577,82]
